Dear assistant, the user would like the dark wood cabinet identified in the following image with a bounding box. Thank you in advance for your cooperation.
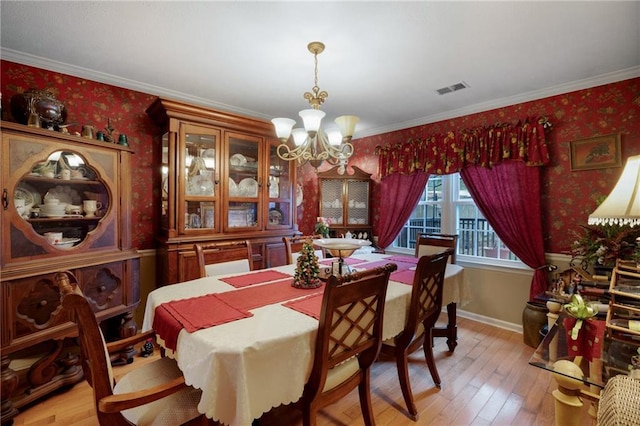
[318,165,373,241]
[146,98,299,285]
[0,122,140,424]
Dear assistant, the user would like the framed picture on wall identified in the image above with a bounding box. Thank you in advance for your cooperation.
[570,133,622,171]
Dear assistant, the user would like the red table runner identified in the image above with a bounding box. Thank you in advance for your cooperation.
[220,270,292,288]
[390,269,416,285]
[153,294,252,350]
[217,278,324,311]
[283,293,324,320]
[385,255,418,264]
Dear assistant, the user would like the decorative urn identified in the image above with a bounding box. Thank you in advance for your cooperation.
[10,88,67,128]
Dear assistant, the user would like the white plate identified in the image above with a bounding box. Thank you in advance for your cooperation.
[269,208,283,225]
[229,153,247,166]
[296,184,303,207]
[15,182,41,209]
[203,148,215,158]
[228,178,239,196]
[238,178,258,197]
[54,237,81,249]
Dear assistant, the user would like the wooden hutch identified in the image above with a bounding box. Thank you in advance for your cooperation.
[0,122,140,424]
[146,98,299,286]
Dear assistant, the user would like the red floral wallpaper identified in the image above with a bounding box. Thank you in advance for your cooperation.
[2,60,638,254]
[2,60,158,248]
[300,77,640,255]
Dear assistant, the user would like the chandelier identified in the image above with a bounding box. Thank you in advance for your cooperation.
[271,41,359,169]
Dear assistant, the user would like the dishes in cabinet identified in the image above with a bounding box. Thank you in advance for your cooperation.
[203,148,215,158]
[269,176,279,198]
[15,182,41,210]
[269,208,283,225]
[238,178,258,197]
[228,178,239,196]
[229,153,247,166]
[53,237,81,249]
[187,174,214,196]
[45,185,82,205]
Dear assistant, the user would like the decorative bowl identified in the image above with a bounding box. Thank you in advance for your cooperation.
[313,238,371,258]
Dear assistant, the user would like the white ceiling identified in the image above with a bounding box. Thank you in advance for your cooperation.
[1,1,639,138]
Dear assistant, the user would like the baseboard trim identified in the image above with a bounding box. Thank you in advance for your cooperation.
[457,309,523,334]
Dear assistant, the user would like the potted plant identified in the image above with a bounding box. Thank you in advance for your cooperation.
[571,224,640,273]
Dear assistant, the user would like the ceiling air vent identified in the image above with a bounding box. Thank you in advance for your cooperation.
[436,81,469,95]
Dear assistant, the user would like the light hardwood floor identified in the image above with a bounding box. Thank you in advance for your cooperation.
[12,316,596,425]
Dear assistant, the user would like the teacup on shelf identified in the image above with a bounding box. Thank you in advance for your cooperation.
[83,200,102,217]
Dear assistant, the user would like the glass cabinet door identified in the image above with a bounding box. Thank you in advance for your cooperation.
[226,132,261,230]
[179,123,220,234]
[346,180,370,226]
[320,179,344,225]
[266,141,293,229]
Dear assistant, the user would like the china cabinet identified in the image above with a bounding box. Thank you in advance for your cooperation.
[146,98,298,286]
[0,121,140,425]
[318,165,373,241]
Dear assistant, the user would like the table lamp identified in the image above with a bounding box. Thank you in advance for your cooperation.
[588,154,640,227]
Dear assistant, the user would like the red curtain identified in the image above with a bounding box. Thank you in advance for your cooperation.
[460,162,549,300]
[376,117,550,177]
[375,116,551,300]
[377,171,429,249]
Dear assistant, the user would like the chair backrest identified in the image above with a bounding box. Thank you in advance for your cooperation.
[193,240,253,278]
[415,233,458,263]
[55,271,122,425]
[282,235,323,265]
[401,249,453,345]
[305,263,397,399]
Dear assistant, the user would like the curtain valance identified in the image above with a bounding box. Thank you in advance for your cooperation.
[375,116,550,178]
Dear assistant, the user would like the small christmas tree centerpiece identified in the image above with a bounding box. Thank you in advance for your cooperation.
[292,239,322,289]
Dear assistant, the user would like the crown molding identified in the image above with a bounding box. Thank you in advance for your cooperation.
[357,66,640,139]
[3,48,638,139]
[0,48,271,121]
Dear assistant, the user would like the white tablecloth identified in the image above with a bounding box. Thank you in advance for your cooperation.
[142,253,469,426]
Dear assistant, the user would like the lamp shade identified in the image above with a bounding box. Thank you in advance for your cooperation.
[298,109,325,134]
[291,128,308,146]
[271,118,296,141]
[335,115,360,139]
[588,155,640,227]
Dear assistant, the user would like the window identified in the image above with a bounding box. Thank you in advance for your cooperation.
[392,173,519,264]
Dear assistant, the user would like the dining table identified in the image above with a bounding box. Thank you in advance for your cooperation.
[142,252,470,426]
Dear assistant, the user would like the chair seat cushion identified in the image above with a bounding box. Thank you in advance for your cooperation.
[114,357,202,425]
[323,357,360,392]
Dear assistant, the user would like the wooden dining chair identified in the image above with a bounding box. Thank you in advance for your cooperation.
[380,249,453,421]
[54,271,207,426]
[301,263,398,426]
[193,240,253,278]
[282,235,323,265]
[415,233,458,263]
[415,233,460,352]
